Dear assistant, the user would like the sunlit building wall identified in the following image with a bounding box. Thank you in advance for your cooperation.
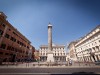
[34,50,39,61]
[67,41,77,61]
[39,44,66,62]
[75,25,100,62]
[0,12,35,62]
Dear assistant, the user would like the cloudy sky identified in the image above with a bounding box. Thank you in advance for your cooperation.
[0,0,100,50]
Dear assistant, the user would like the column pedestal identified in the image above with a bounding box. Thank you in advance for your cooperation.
[47,51,54,62]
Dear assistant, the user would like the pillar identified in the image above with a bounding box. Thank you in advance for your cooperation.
[47,23,54,62]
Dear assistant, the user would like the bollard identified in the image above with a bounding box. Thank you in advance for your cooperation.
[79,61,80,66]
[26,63,27,67]
[28,63,29,67]
[89,62,91,66]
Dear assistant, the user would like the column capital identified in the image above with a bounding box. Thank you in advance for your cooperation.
[48,23,52,27]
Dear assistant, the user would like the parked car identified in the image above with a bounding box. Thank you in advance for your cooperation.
[95,61,100,65]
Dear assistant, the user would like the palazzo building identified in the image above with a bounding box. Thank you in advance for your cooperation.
[0,12,35,62]
[75,25,100,62]
[68,25,100,62]
[34,50,39,61]
[39,44,66,62]
[67,41,77,61]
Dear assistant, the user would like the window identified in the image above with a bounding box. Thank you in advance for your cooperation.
[5,53,9,55]
[27,46,29,49]
[0,29,3,36]
[58,53,59,56]
[7,46,11,50]
[15,48,17,52]
[13,32,16,35]
[5,34,10,39]
[10,54,13,56]
[20,42,22,45]
[26,51,28,54]
[14,39,16,42]
[11,47,14,51]
[24,44,26,47]
[10,37,13,41]
[13,31,18,36]
[9,29,11,31]
[95,42,97,44]
[2,24,5,27]
[43,53,45,55]
[10,37,16,42]
[0,52,3,54]
[17,40,20,44]
[0,44,6,49]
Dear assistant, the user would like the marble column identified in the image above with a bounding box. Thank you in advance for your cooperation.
[48,23,52,52]
[47,23,54,62]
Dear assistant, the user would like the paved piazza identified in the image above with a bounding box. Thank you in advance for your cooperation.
[0,67,99,75]
[0,62,100,75]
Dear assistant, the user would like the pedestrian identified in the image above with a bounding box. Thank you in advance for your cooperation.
[69,59,72,66]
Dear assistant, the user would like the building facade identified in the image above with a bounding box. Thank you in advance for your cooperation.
[34,50,39,61]
[39,44,66,62]
[0,12,35,62]
[75,25,100,62]
[67,41,77,61]
[31,46,35,61]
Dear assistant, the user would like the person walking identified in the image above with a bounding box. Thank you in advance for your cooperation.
[69,59,72,66]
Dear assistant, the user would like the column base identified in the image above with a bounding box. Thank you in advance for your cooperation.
[47,53,54,62]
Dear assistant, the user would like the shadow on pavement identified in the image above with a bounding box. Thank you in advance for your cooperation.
[72,71,96,74]
[50,72,97,75]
